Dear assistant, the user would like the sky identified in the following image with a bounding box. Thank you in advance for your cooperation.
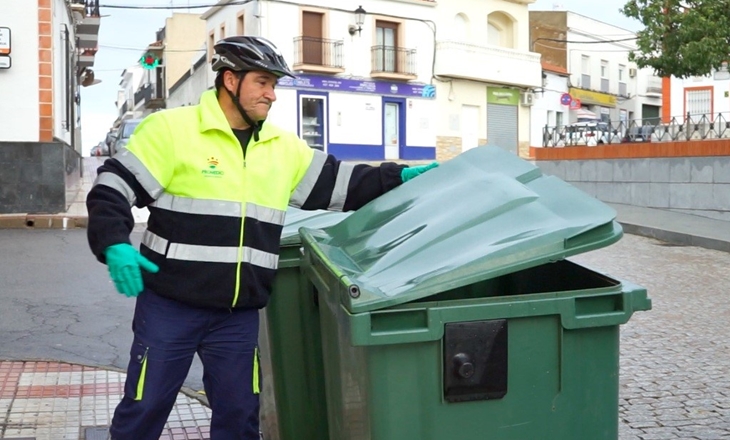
[79,0,642,155]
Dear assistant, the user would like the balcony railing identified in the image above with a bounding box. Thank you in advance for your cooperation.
[134,83,153,107]
[542,112,730,147]
[371,45,417,76]
[293,37,344,69]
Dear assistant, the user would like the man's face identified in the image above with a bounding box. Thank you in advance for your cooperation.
[228,70,278,122]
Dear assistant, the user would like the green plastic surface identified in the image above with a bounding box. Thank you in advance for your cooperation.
[259,207,349,440]
[300,146,625,314]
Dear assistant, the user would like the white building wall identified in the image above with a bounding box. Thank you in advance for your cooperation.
[167,59,211,109]
[52,0,74,145]
[564,13,653,123]
[0,2,40,142]
[327,93,382,146]
[202,0,438,160]
[669,75,730,120]
[531,72,569,147]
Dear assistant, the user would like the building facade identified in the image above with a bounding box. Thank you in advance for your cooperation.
[202,1,438,161]
[530,11,662,128]
[114,13,206,126]
[432,0,542,159]
[0,0,100,214]
[666,70,730,122]
[530,62,570,147]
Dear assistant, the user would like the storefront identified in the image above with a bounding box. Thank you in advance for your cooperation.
[568,87,618,122]
[270,74,437,161]
[487,87,519,154]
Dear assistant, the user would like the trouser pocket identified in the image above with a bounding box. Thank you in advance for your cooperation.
[125,343,150,401]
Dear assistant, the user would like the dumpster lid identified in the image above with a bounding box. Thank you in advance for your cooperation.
[281,208,351,246]
[299,146,623,314]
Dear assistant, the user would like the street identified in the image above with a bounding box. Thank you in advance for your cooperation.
[0,228,205,393]
[1,228,730,439]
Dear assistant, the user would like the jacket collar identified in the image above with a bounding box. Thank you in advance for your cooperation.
[198,89,283,144]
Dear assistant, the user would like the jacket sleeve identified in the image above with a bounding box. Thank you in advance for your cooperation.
[86,113,174,262]
[289,142,407,212]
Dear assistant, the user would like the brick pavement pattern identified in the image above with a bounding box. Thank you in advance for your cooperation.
[0,360,211,440]
[572,234,730,440]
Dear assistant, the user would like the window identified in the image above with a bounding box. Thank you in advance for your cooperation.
[581,55,591,89]
[488,23,501,46]
[220,23,226,39]
[600,60,609,92]
[618,64,627,96]
[487,11,515,48]
[236,11,244,35]
[375,20,399,72]
[208,30,215,62]
[453,13,469,41]
[684,87,713,119]
[556,111,564,128]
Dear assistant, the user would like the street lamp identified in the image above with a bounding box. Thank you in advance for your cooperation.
[348,5,366,36]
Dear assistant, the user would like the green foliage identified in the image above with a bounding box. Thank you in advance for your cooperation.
[622,0,730,78]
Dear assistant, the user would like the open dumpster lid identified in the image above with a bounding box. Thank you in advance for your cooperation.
[281,208,351,246]
[298,146,623,314]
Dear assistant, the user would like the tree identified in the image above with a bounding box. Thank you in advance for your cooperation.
[622,0,730,78]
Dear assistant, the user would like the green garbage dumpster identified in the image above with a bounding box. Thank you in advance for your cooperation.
[299,146,652,440]
[259,207,351,440]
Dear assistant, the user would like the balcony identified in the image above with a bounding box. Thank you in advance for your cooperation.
[434,41,541,88]
[646,76,662,98]
[292,37,344,74]
[77,48,97,69]
[135,82,166,111]
[371,45,417,80]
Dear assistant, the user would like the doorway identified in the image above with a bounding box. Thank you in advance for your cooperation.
[299,93,327,152]
[461,105,480,152]
[383,98,405,160]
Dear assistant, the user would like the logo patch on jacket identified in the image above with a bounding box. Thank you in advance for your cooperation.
[202,156,224,177]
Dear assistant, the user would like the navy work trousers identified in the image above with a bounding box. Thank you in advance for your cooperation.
[109,289,261,440]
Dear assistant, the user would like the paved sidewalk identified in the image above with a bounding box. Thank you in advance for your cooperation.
[0,360,210,440]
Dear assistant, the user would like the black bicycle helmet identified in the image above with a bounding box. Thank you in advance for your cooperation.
[212,36,295,78]
[211,36,295,141]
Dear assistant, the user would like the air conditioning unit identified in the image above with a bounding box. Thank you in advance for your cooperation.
[628,68,637,78]
[521,92,535,106]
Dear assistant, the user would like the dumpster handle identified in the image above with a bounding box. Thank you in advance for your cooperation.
[562,291,632,329]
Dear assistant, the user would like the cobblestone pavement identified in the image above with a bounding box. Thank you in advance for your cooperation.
[571,234,730,440]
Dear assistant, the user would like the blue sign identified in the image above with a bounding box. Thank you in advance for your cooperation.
[277,74,436,99]
[560,93,572,106]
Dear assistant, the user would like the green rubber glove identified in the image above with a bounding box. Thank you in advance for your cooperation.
[401,161,439,182]
[104,243,159,297]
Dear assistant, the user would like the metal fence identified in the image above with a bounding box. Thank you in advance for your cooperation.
[542,112,730,147]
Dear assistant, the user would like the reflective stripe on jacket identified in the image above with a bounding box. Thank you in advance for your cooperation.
[87,89,405,309]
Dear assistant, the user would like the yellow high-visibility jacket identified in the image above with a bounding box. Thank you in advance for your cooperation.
[87,90,405,309]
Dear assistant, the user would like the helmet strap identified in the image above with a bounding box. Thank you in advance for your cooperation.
[225,71,261,142]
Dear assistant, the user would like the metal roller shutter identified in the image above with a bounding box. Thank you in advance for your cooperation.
[487,103,518,154]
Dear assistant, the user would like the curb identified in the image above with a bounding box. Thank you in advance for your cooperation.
[619,221,730,253]
[0,214,88,229]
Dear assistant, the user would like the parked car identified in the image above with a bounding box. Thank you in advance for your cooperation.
[559,120,623,147]
[90,141,109,157]
[109,118,142,156]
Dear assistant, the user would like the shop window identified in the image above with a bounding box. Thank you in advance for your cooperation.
[300,96,326,151]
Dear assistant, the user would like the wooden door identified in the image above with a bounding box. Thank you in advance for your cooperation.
[302,12,323,65]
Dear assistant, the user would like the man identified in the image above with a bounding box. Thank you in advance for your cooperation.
[86,36,437,440]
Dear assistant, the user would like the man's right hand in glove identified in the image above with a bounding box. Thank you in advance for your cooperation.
[104,243,159,297]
